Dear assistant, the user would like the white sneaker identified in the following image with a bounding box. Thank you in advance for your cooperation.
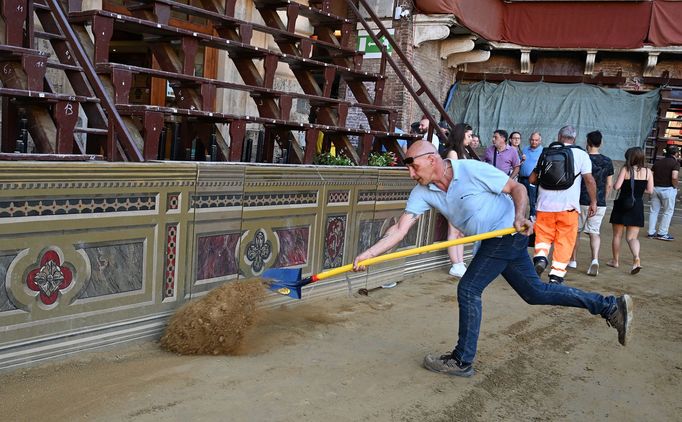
[449,262,467,278]
[587,260,599,277]
[568,260,577,269]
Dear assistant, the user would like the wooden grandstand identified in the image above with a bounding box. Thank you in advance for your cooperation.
[646,84,682,163]
[0,0,439,164]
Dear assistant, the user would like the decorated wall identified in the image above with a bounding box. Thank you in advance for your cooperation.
[0,161,459,370]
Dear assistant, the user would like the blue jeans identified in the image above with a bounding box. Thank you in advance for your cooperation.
[518,176,537,217]
[452,233,616,365]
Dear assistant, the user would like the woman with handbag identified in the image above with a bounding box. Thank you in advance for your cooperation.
[608,147,654,274]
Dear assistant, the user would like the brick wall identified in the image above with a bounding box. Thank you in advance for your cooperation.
[345,15,456,133]
[461,50,682,92]
[656,56,682,79]
[466,53,519,75]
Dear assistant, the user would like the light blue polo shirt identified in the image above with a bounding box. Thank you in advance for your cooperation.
[405,159,515,238]
[520,145,544,178]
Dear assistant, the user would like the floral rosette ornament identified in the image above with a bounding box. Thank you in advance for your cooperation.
[26,250,73,305]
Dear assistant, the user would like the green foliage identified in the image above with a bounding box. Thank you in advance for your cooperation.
[313,152,355,166]
[367,151,398,167]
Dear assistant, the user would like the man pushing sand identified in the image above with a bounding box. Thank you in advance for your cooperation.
[353,140,632,377]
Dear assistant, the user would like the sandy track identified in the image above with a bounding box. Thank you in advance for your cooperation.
[2,225,681,421]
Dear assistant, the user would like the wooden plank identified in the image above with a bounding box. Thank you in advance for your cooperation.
[54,101,79,153]
[228,119,246,161]
[142,111,164,159]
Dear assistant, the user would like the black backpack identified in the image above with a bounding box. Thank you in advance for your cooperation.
[535,142,581,190]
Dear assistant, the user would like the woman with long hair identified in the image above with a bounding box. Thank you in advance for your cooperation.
[442,123,479,278]
[608,147,653,274]
[446,123,480,161]
[509,131,525,165]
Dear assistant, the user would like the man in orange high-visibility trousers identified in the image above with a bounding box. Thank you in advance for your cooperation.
[529,125,597,285]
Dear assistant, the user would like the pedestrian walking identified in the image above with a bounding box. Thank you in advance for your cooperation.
[608,147,654,274]
[529,125,596,284]
[570,131,614,276]
[647,145,680,241]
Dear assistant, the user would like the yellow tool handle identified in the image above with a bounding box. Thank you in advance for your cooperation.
[314,226,519,282]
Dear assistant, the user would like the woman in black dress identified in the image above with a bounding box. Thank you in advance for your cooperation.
[608,147,654,274]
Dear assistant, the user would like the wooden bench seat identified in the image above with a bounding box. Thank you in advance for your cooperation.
[647,136,682,146]
[252,0,351,28]
[68,10,383,83]
[278,54,380,82]
[116,103,412,162]
[0,45,49,59]
[124,0,358,59]
[115,103,407,139]
[0,152,103,161]
[0,87,99,103]
[0,46,50,91]
[97,62,398,117]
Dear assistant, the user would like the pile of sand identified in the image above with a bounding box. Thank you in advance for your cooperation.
[160,278,267,355]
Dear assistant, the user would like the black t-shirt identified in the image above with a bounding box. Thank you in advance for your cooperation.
[580,153,614,206]
[652,157,681,187]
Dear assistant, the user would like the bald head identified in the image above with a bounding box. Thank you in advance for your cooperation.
[404,140,446,186]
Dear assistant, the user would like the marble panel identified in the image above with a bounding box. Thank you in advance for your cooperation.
[323,216,346,269]
[357,220,385,253]
[78,243,144,298]
[433,213,448,242]
[196,233,241,280]
[398,221,419,249]
[0,254,18,312]
[274,227,309,268]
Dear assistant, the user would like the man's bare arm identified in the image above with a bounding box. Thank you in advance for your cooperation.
[529,170,538,185]
[583,173,597,217]
[605,175,613,200]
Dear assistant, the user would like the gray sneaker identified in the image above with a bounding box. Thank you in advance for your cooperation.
[533,256,548,276]
[606,294,633,346]
[423,353,474,377]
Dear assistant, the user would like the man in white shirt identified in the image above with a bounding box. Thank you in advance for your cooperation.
[529,125,597,285]
[418,116,440,151]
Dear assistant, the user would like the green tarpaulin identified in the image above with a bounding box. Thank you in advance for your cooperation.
[446,81,660,160]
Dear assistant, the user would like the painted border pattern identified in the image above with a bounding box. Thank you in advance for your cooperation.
[167,193,180,211]
[358,190,411,203]
[0,195,157,218]
[190,194,242,209]
[163,224,178,300]
[0,181,194,190]
[327,190,349,204]
[243,192,317,207]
